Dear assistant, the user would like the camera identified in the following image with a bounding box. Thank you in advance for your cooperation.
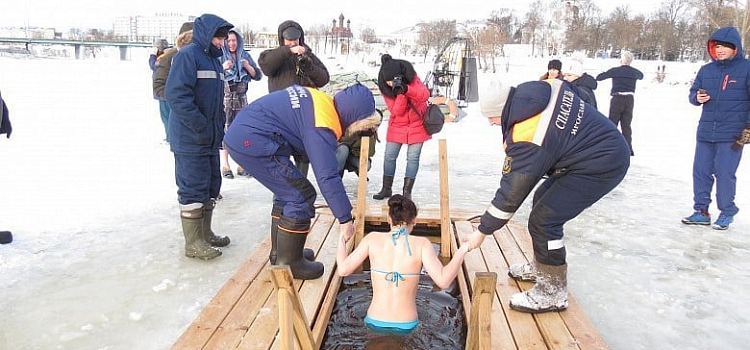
[392,75,404,89]
[296,54,311,76]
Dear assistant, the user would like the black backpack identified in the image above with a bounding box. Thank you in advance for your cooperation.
[408,102,445,135]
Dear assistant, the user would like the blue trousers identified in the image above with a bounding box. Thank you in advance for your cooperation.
[158,100,171,140]
[529,166,628,266]
[174,153,221,205]
[229,150,317,220]
[383,142,423,179]
[692,141,743,216]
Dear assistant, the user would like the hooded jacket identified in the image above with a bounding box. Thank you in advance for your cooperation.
[258,20,330,92]
[477,79,630,234]
[570,73,598,108]
[221,28,262,84]
[224,85,376,223]
[153,25,194,100]
[689,26,750,142]
[165,14,233,155]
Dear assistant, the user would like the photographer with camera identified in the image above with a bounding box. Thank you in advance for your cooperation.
[373,54,431,200]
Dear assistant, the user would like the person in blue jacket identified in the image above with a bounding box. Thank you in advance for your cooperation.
[596,51,644,156]
[465,77,630,313]
[224,84,381,280]
[165,14,233,260]
[682,26,750,230]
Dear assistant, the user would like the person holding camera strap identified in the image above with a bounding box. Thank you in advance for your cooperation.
[373,54,431,200]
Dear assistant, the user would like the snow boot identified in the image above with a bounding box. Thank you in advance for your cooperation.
[508,260,539,282]
[269,205,315,264]
[180,205,221,260]
[373,175,394,200]
[509,262,567,313]
[202,199,230,247]
[275,216,324,280]
[402,177,415,199]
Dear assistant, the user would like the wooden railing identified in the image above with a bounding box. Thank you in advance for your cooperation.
[466,272,497,350]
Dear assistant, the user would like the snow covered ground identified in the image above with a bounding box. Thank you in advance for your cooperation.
[0,46,748,350]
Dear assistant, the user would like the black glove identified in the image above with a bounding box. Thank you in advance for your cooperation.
[296,54,312,75]
[731,126,750,151]
[392,75,407,95]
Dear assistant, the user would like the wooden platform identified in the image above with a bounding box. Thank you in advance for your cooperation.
[170,203,609,350]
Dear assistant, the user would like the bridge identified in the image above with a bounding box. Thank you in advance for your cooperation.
[0,37,153,60]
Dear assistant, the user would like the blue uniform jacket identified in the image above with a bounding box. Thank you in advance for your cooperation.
[689,26,750,142]
[479,80,629,234]
[224,85,374,222]
[166,14,232,155]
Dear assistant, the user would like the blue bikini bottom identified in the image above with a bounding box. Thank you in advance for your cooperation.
[364,315,419,334]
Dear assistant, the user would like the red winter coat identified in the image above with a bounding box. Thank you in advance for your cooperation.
[384,76,431,144]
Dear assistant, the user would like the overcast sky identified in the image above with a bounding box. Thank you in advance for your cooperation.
[1,1,662,34]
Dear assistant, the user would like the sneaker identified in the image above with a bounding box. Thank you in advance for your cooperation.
[681,210,710,225]
[222,167,234,179]
[712,214,734,230]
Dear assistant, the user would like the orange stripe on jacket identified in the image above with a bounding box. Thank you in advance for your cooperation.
[308,88,342,139]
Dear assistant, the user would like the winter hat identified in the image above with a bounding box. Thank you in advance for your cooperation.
[548,59,562,71]
[178,22,194,35]
[713,39,736,50]
[380,54,401,81]
[154,39,169,50]
[565,61,584,77]
[480,78,512,118]
[282,27,302,40]
[620,51,634,66]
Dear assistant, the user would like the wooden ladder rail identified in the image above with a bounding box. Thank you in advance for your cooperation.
[269,266,317,350]
[466,272,498,350]
[439,139,451,258]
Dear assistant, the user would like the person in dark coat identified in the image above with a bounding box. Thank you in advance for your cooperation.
[224,84,381,279]
[563,58,598,108]
[465,77,630,313]
[372,54,431,200]
[682,26,750,230]
[153,21,194,141]
[165,14,233,260]
[540,59,563,81]
[258,20,330,177]
[596,51,644,156]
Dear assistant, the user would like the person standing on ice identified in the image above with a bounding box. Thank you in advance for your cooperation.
[165,14,233,260]
[596,51,643,156]
[153,21,194,142]
[465,77,630,313]
[682,26,750,230]
[224,84,381,280]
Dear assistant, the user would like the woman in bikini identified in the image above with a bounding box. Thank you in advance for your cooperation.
[336,194,471,334]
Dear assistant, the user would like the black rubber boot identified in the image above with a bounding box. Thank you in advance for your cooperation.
[275,216,324,280]
[402,177,415,199]
[202,199,230,247]
[372,175,394,200]
[270,205,315,264]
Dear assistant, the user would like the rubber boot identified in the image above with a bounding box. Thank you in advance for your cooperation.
[508,260,539,282]
[202,199,230,247]
[402,177,415,199]
[372,175,394,200]
[275,216,324,280]
[180,207,221,260]
[270,205,315,264]
[509,262,567,313]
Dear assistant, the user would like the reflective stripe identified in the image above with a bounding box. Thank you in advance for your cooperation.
[531,79,563,146]
[486,204,514,220]
[547,239,565,250]
[179,203,203,211]
[197,70,219,79]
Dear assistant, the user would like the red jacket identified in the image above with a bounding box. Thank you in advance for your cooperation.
[384,76,431,144]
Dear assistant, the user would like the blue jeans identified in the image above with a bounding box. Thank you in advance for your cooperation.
[158,100,171,140]
[383,142,423,179]
[693,141,743,216]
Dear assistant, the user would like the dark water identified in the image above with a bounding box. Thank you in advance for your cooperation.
[321,272,466,350]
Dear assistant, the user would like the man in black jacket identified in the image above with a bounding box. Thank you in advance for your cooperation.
[596,51,644,156]
[258,20,329,93]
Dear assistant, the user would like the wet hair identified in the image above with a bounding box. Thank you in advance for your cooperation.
[387,194,418,226]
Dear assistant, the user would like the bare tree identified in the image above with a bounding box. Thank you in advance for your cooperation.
[522,0,544,56]
[417,20,457,61]
[360,26,378,43]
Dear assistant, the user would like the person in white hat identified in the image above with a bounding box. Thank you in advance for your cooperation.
[464,77,630,313]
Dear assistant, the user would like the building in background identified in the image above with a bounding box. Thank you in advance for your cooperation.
[113,13,196,44]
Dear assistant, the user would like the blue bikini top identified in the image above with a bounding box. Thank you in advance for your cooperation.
[371,227,421,286]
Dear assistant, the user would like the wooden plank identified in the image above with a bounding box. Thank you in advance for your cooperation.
[466,272,497,350]
[269,267,315,350]
[311,232,354,350]
[170,238,272,350]
[439,139,451,258]
[354,136,369,248]
[320,205,481,224]
[485,229,547,350]
[450,224,472,320]
[504,225,609,350]
[454,221,517,350]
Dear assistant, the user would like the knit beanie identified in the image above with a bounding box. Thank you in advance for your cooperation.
[620,51,633,66]
[548,59,562,71]
[480,79,512,118]
[566,60,584,77]
[380,54,401,81]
